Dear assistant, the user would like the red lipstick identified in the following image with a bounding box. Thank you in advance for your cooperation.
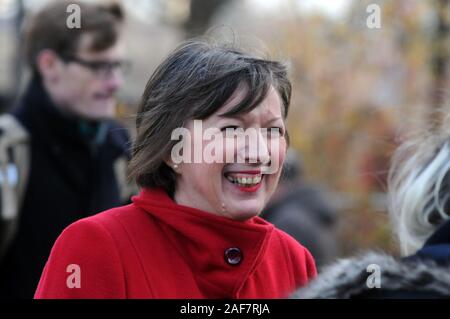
[236,182,262,193]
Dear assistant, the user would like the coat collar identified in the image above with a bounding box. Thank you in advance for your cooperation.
[132,187,275,298]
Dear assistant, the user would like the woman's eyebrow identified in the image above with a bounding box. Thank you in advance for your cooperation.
[217,112,244,120]
[216,114,283,126]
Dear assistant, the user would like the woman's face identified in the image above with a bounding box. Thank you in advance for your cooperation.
[172,86,287,220]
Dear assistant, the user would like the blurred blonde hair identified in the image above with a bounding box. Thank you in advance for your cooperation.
[388,129,450,256]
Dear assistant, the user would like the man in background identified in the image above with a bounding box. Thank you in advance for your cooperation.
[0,1,132,298]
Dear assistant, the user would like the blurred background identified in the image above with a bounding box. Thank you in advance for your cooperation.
[2,0,450,264]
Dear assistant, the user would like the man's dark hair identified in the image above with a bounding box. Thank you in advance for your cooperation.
[128,40,292,197]
[24,0,124,74]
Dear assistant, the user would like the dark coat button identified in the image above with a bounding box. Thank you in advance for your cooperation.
[224,247,243,265]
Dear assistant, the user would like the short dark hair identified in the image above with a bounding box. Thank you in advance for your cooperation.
[128,40,292,196]
[24,0,124,73]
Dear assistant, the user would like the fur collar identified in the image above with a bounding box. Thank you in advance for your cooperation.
[291,251,450,298]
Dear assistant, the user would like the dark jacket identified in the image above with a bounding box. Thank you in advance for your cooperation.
[0,77,131,299]
[411,218,450,266]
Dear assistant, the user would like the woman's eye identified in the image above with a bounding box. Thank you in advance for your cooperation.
[268,127,284,136]
[220,125,240,132]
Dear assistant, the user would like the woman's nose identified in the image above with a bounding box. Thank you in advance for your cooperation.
[238,129,271,164]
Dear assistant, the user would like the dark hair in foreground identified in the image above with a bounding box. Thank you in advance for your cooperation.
[128,40,292,196]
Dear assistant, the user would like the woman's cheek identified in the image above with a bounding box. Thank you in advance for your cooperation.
[269,137,287,174]
[278,138,287,168]
[222,138,236,163]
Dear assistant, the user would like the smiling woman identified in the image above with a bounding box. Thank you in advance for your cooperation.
[169,85,285,221]
[34,39,317,299]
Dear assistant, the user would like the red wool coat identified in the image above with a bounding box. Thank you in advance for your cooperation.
[35,188,317,299]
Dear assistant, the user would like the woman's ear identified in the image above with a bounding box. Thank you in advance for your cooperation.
[164,156,181,174]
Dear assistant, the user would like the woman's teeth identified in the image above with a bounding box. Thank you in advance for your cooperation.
[225,174,262,186]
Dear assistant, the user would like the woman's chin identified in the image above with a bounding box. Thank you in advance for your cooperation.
[221,177,267,220]
[221,200,264,221]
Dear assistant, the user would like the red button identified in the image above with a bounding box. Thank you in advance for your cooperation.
[224,247,242,265]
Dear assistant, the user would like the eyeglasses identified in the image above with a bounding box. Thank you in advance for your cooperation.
[61,55,132,78]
